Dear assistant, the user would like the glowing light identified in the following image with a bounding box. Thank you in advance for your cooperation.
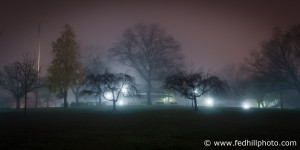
[104,92,113,100]
[194,89,198,94]
[242,102,250,109]
[121,85,128,95]
[205,97,214,107]
[119,100,124,105]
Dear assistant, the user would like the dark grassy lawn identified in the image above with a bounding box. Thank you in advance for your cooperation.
[0,105,300,150]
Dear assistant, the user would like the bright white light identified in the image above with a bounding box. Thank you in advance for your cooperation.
[205,97,214,107]
[242,102,250,109]
[194,89,198,94]
[118,100,124,106]
[121,86,128,95]
[104,92,113,100]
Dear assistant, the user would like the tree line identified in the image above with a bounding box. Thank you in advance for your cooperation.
[1,23,300,111]
[240,25,300,108]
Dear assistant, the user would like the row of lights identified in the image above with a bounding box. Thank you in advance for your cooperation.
[105,87,252,109]
[205,97,251,110]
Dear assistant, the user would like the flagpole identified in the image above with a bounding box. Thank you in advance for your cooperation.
[38,23,40,75]
[36,23,41,108]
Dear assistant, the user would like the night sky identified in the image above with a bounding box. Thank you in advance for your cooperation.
[1,0,300,75]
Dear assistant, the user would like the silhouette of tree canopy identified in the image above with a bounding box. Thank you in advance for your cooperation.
[83,47,106,75]
[242,75,279,108]
[80,73,104,107]
[81,71,137,111]
[110,23,183,105]
[0,55,38,112]
[80,49,106,107]
[70,80,84,105]
[16,56,38,113]
[164,71,227,110]
[47,24,84,108]
[39,86,52,108]
[245,25,300,94]
[0,63,24,109]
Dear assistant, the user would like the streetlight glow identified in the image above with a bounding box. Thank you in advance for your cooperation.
[119,100,124,105]
[205,97,214,107]
[194,89,198,94]
[242,102,250,109]
[121,85,128,95]
[104,92,113,100]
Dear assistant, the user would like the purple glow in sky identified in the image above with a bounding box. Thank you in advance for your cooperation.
[1,0,300,75]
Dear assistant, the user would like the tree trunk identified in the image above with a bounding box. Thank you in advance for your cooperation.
[24,94,27,113]
[193,96,198,111]
[257,100,264,108]
[35,89,38,108]
[280,90,283,108]
[167,94,170,104]
[257,101,260,108]
[98,95,102,107]
[16,99,20,109]
[147,79,152,105]
[113,100,116,111]
[63,90,68,108]
[46,99,49,108]
[75,94,79,104]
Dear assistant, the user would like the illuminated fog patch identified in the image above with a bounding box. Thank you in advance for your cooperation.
[205,97,214,107]
[242,102,250,109]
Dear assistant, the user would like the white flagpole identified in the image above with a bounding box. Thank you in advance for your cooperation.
[38,23,40,74]
[36,23,41,108]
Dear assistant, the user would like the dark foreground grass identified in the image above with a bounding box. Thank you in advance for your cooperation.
[0,105,300,150]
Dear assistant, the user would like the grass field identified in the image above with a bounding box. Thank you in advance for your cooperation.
[0,105,299,150]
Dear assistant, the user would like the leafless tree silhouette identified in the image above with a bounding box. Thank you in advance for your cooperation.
[111,23,183,105]
[164,71,227,110]
[0,63,24,109]
[82,71,137,111]
[16,55,38,113]
[245,25,300,107]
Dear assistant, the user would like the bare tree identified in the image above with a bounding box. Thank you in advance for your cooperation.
[242,76,273,108]
[0,63,24,109]
[82,71,137,111]
[82,47,106,75]
[101,71,137,111]
[245,25,300,107]
[80,48,106,107]
[39,87,52,108]
[218,64,248,104]
[246,26,300,91]
[71,48,104,106]
[110,23,183,105]
[80,74,103,107]
[164,71,228,110]
[70,78,84,105]
[16,56,38,113]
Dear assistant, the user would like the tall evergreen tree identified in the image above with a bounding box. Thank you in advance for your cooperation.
[47,24,84,108]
